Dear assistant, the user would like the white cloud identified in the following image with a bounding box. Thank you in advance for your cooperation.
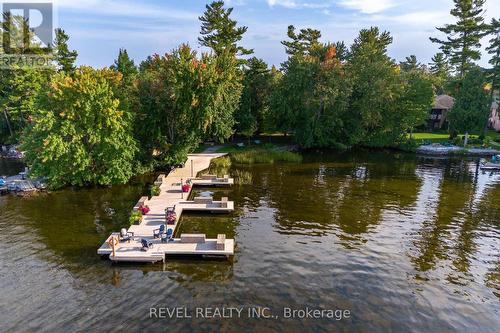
[56,0,197,20]
[338,0,397,14]
[267,0,299,8]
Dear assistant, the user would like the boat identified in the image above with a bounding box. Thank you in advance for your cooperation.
[480,155,500,171]
[7,180,37,194]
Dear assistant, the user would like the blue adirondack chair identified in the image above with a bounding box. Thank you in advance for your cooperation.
[153,224,166,239]
[141,239,153,251]
[161,228,174,243]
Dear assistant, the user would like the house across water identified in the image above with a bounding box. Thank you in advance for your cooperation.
[426,92,500,133]
[488,91,500,132]
[427,95,454,131]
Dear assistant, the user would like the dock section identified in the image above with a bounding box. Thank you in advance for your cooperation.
[98,153,235,263]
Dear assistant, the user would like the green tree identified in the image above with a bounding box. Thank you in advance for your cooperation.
[237,57,273,137]
[447,67,490,146]
[21,67,137,188]
[430,0,487,77]
[271,40,352,148]
[0,15,51,142]
[198,0,253,57]
[334,41,349,61]
[484,18,499,133]
[399,69,435,139]
[429,52,451,93]
[282,25,324,57]
[52,28,78,73]
[294,47,352,148]
[111,48,138,87]
[400,55,422,72]
[0,67,50,139]
[346,27,404,147]
[136,45,240,167]
[486,19,499,96]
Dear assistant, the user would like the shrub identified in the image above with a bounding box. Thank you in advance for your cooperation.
[150,185,161,197]
[129,210,143,225]
[395,140,418,152]
[231,149,302,164]
[483,137,491,147]
[453,136,463,146]
[232,170,253,185]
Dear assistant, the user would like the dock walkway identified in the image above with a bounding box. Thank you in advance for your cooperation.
[98,153,235,263]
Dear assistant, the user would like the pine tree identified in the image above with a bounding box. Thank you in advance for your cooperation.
[237,57,272,137]
[400,55,423,72]
[486,18,500,94]
[346,27,403,147]
[334,41,349,61]
[429,53,450,79]
[198,1,253,57]
[447,66,490,145]
[111,48,138,86]
[429,53,451,93]
[429,0,487,77]
[53,28,78,73]
[282,25,323,57]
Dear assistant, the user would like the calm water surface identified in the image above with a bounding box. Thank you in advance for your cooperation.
[0,151,499,332]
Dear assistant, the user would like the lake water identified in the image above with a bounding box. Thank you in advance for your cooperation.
[0,151,498,332]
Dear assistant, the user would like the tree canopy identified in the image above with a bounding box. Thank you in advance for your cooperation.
[447,66,490,143]
[21,67,138,188]
[198,0,253,57]
[2,0,499,190]
[52,29,78,74]
[430,0,487,77]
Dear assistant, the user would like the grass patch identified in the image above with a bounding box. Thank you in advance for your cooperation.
[231,149,302,165]
[411,133,450,142]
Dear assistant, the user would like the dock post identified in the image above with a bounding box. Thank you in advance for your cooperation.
[110,236,118,258]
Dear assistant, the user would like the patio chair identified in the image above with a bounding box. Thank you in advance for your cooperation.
[119,228,134,243]
[141,238,154,251]
[153,224,166,239]
[161,228,174,243]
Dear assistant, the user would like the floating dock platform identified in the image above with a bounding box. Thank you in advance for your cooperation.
[481,163,500,171]
[98,153,235,263]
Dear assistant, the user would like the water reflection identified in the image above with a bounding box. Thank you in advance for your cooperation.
[0,152,499,332]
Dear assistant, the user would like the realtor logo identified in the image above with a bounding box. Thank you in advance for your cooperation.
[1,1,53,54]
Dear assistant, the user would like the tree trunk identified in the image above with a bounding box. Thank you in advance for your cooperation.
[464,132,469,147]
[3,108,13,137]
[409,127,413,140]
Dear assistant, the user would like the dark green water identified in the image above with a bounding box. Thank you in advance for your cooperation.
[0,151,498,332]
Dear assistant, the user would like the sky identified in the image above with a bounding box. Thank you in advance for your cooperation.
[52,0,500,68]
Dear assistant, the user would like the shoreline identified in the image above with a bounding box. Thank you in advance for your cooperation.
[416,145,500,156]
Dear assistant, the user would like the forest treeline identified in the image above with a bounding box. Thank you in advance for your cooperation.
[0,0,499,188]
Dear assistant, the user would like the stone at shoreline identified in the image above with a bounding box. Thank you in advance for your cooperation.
[416,144,500,156]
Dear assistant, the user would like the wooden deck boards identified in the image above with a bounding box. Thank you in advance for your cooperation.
[98,154,235,262]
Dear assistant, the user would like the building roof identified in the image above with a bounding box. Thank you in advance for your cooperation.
[433,95,455,110]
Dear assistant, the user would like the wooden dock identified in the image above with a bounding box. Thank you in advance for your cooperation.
[481,163,500,171]
[98,153,235,263]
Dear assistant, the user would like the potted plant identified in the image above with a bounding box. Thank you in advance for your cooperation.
[182,184,191,193]
[129,210,143,225]
[150,185,161,197]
